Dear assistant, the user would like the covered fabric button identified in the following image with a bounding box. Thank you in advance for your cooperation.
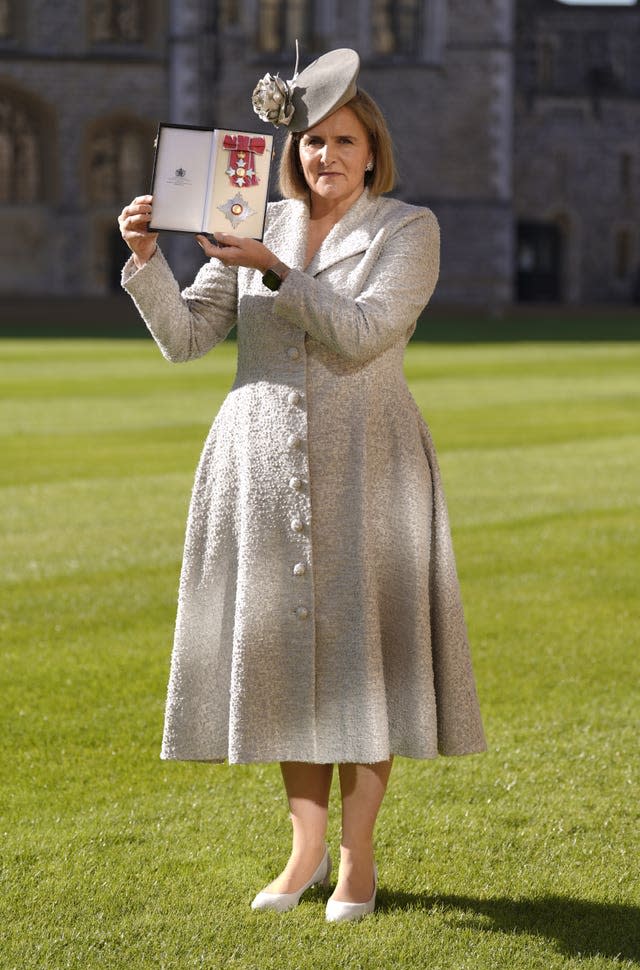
[295,606,309,620]
[289,476,303,491]
[293,562,306,577]
[287,390,302,406]
[287,434,302,450]
[287,347,300,360]
[290,518,304,533]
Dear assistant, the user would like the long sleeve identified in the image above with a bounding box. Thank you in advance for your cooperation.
[272,208,439,364]
[122,247,238,363]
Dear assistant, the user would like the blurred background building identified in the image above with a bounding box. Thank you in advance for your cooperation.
[0,0,638,308]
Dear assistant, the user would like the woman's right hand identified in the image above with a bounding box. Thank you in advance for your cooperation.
[118,195,159,269]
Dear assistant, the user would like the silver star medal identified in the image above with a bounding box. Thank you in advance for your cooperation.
[218,192,256,229]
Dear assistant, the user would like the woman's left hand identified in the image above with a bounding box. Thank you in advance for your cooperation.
[196,233,276,274]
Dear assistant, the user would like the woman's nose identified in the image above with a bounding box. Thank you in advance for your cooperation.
[319,144,333,165]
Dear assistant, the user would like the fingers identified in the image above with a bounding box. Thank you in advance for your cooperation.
[120,212,151,234]
[196,233,268,270]
[119,196,153,222]
[118,198,155,238]
[195,234,221,249]
[196,232,239,250]
[119,203,152,223]
[195,235,216,257]
[118,195,158,261]
[213,232,240,247]
[196,234,242,264]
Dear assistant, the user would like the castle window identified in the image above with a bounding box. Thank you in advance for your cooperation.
[90,0,143,44]
[0,96,41,203]
[220,0,240,28]
[88,123,148,205]
[371,0,422,56]
[554,1,637,5]
[620,152,633,194]
[615,229,632,279]
[257,0,313,53]
[538,38,556,89]
[0,0,12,39]
[555,151,569,195]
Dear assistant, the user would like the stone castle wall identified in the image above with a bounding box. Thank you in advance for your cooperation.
[2,0,637,305]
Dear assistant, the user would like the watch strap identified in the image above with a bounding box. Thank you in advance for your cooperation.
[262,260,289,291]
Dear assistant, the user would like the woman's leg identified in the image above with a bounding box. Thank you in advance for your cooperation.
[332,758,393,903]
[262,761,334,894]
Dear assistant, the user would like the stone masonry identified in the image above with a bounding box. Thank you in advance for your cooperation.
[1,0,638,305]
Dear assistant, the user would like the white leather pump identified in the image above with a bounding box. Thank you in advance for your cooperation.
[325,864,378,923]
[251,846,332,913]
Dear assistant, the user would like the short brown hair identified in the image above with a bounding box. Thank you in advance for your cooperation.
[278,88,397,200]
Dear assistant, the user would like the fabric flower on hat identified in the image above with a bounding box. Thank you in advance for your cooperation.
[252,48,360,133]
[252,73,295,127]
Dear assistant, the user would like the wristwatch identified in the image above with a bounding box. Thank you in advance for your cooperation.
[262,260,289,291]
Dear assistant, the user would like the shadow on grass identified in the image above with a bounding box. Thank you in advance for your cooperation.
[412,314,640,343]
[1,297,638,341]
[376,890,639,963]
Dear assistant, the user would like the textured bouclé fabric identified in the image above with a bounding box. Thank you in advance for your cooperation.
[122,189,486,764]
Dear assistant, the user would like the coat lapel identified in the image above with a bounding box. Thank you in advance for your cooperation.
[306,190,379,277]
[273,199,309,271]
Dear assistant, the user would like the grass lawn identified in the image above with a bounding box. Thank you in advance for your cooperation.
[1,335,639,970]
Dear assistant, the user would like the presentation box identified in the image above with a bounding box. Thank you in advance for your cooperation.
[148,124,274,239]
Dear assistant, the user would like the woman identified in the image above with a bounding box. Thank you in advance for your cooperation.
[118,48,485,923]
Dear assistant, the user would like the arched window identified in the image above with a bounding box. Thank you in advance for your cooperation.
[89,0,143,43]
[538,38,556,89]
[371,0,422,56]
[219,0,240,28]
[620,151,633,195]
[0,94,41,203]
[554,1,637,6]
[257,0,313,53]
[364,0,444,64]
[615,228,633,279]
[0,0,13,39]
[88,122,149,205]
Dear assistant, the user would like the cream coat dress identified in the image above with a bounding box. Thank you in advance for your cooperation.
[123,189,486,764]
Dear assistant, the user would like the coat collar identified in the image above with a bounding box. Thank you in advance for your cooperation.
[282,190,379,277]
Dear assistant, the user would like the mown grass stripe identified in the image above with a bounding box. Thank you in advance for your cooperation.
[1,337,638,970]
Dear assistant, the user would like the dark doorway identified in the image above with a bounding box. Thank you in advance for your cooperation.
[516,221,562,301]
[108,226,134,291]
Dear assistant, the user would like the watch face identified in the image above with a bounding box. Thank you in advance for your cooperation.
[262,267,282,291]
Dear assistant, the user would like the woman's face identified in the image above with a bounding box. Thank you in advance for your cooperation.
[298,106,373,208]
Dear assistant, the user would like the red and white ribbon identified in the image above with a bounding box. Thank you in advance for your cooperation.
[223,135,266,188]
